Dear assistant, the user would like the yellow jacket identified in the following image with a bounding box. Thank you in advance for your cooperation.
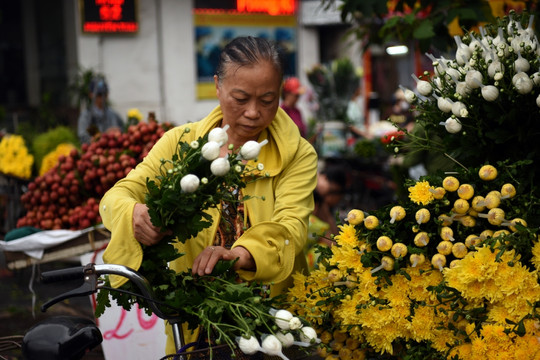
[99,106,318,351]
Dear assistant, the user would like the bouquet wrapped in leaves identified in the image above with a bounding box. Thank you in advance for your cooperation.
[96,125,319,358]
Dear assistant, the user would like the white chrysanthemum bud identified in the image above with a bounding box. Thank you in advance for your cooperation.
[237,336,262,355]
[275,332,294,348]
[257,163,264,171]
[201,141,221,161]
[536,94,540,107]
[456,45,472,65]
[487,61,504,78]
[445,117,462,133]
[465,70,483,89]
[299,327,319,344]
[210,157,230,176]
[512,72,527,85]
[403,88,417,103]
[514,53,530,72]
[531,72,540,86]
[494,72,504,81]
[481,85,499,101]
[445,68,461,83]
[289,317,302,331]
[455,81,471,97]
[180,174,200,193]
[492,28,506,47]
[261,335,285,357]
[190,140,199,149]
[437,97,453,113]
[416,79,432,96]
[513,72,533,94]
[451,101,467,117]
[208,125,229,145]
[274,309,293,330]
[239,139,269,160]
[468,37,483,52]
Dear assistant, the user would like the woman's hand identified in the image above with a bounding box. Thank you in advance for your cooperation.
[192,245,256,276]
[132,203,170,246]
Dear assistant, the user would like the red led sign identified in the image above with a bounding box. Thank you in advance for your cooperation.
[81,0,138,33]
[236,0,295,15]
[194,0,296,15]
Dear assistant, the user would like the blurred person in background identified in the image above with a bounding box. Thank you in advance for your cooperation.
[306,165,347,269]
[280,76,307,138]
[77,77,124,144]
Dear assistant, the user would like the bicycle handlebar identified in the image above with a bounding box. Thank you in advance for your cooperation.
[41,266,87,283]
[41,263,186,355]
[40,263,180,321]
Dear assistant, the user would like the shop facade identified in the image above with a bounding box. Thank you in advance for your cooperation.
[0,0,364,129]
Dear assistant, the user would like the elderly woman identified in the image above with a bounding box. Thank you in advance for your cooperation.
[99,36,318,354]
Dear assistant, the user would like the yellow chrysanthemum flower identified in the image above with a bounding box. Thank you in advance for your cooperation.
[334,223,358,247]
[407,306,436,341]
[408,180,435,205]
[532,240,540,271]
[330,244,364,273]
[127,108,143,122]
[39,143,76,175]
[0,134,34,179]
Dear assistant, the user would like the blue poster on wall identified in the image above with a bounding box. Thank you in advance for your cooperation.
[194,13,297,99]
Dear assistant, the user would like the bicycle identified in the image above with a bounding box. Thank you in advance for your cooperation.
[0,263,320,360]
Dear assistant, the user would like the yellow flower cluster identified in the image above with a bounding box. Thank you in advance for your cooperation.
[127,108,143,122]
[0,134,34,179]
[285,164,540,359]
[39,143,76,176]
[450,321,540,360]
[408,180,434,205]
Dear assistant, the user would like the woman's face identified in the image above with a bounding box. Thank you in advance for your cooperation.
[215,60,281,145]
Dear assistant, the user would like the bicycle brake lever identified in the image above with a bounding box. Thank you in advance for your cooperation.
[41,264,98,312]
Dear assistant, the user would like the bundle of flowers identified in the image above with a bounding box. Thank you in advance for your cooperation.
[400,11,540,207]
[0,134,34,179]
[96,126,319,358]
[285,163,540,360]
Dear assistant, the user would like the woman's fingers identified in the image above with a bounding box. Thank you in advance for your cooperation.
[192,246,222,276]
[192,246,256,276]
[132,203,166,246]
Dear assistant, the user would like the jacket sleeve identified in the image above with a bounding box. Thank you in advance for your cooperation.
[234,140,318,284]
[100,127,182,288]
[77,110,92,144]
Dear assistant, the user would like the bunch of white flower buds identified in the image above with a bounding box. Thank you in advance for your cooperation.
[178,125,268,193]
[235,308,320,359]
[402,14,540,134]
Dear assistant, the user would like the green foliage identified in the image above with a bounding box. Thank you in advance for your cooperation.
[31,126,79,171]
[96,258,285,353]
[323,0,540,52]
[307,58,360,122]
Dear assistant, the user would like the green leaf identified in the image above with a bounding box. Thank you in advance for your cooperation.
[413,19,435,39]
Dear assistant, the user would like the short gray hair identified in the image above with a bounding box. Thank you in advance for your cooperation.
[215,36,286,84]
